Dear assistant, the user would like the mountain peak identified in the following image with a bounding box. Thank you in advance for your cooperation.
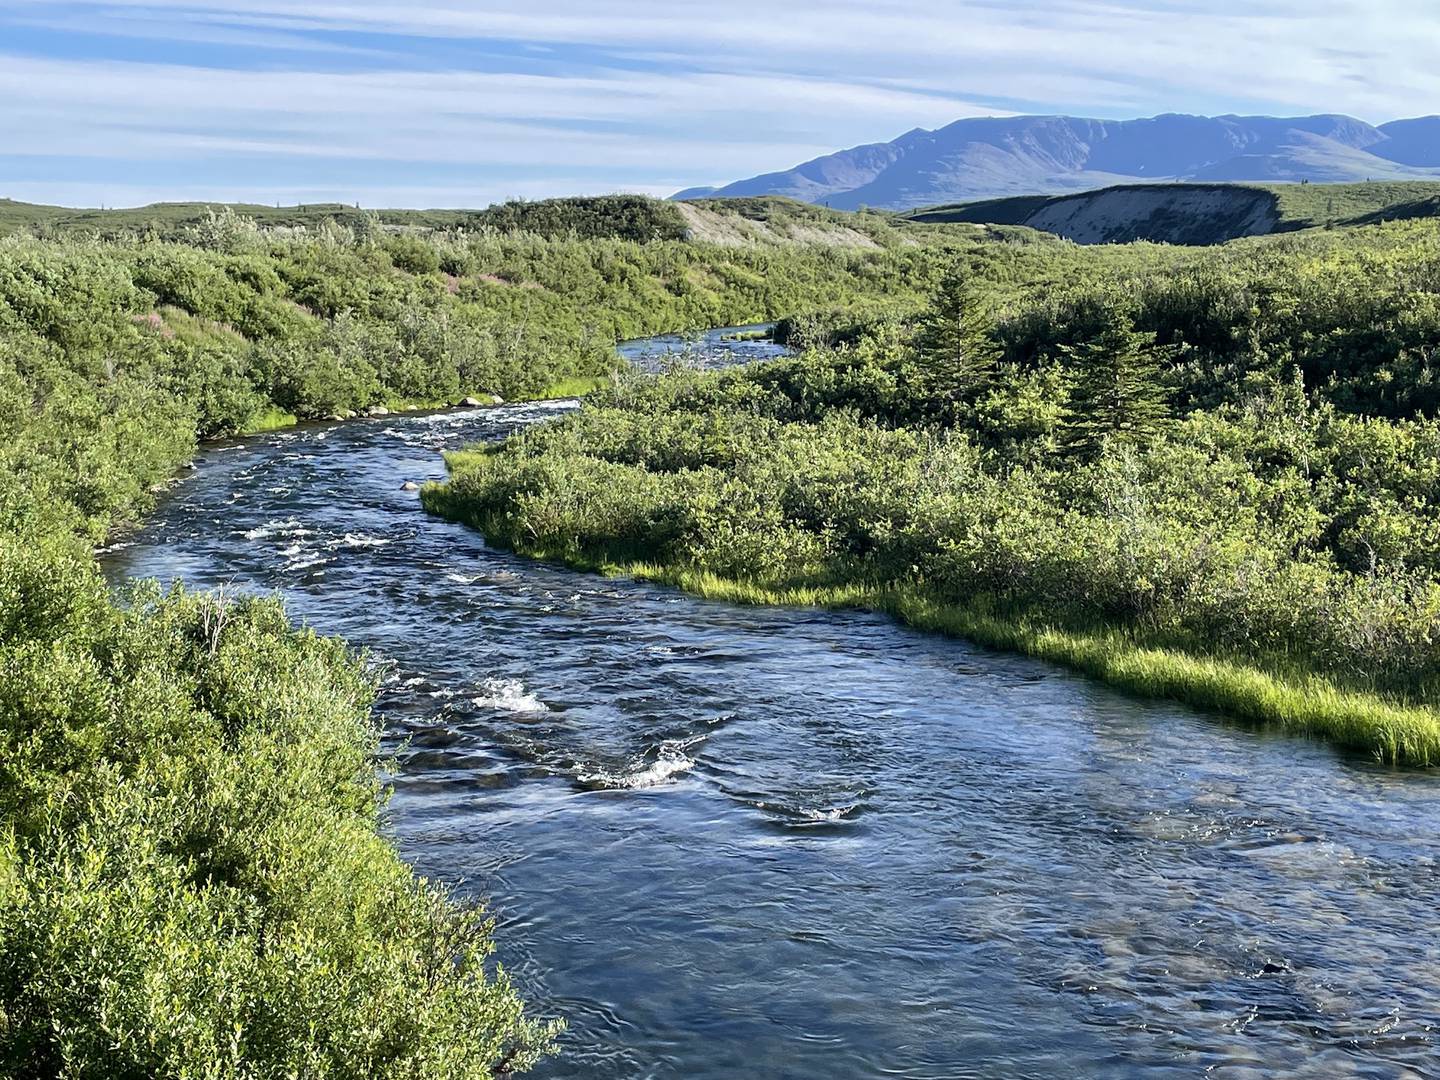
[677,112,1440,210]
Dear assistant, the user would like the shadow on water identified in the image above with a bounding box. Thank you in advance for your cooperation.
[102,326,1440,1079]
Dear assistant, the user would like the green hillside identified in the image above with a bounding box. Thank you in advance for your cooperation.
[0,194,699,241]
[903,194,1055,228]
[0,198,477,237]
[905,180,1440,244]
[0,192,1014,249]
[1266,180,1440,228]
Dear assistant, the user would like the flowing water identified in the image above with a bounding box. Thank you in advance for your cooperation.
[102,326,1440,1079]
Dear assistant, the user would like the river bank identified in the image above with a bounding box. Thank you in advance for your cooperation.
[416,495,1440,767]
[236,323,779,435]
[421,234,1440,771]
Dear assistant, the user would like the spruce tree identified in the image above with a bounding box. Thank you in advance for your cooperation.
[917,268,1001,423]
[1059,311,1173,460]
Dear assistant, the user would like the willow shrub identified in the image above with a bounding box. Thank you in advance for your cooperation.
[0,541,558,1078]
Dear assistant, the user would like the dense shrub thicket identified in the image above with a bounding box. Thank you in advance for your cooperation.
[0,543,559,1078]
[0,210,965,433]
[467,195,689,242]
[426,218,1440,763]
[2,200,969,1077]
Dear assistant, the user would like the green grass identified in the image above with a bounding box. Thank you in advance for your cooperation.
[0,197,479,238]
[686,195,889,233]
[241,405,298,434]
[679,195,1002,248]
[419,492,1440,767]
[1262,181,1440,229]
[538,375,611,399]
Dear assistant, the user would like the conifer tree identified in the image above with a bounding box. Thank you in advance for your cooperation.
[917,268,1001,422]
[1059,310,1173,459]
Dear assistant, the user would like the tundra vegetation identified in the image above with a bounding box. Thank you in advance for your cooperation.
[7,191,1440,1076]
[0,197,963,1077]
[426,215,1440,765]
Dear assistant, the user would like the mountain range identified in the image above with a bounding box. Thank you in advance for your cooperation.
[674,114,1440,210]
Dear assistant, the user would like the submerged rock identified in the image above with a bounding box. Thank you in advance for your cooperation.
[401,481,420,492]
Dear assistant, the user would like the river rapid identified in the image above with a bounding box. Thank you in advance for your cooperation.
[102,326,1440,1079]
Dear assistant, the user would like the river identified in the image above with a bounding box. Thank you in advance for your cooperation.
[102,325,1440,1079]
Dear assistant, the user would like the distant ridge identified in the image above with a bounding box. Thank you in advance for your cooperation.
[904,180,1440,246]
[678,113,1440,210]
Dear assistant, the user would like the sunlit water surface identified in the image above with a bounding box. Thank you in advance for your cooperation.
[103,327,1440,1079]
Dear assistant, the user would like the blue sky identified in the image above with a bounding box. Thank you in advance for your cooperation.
[1,0,1435,208]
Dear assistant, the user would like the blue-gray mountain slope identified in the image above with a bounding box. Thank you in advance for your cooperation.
[676,113,1440,211]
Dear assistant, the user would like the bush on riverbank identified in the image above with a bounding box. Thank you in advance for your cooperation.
[0,384,565,1075]
[469,195,689,242]
[426,218,1440,764]
[0,541,559,1077]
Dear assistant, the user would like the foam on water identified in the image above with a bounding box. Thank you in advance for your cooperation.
[283,554,329,572]
[243,517,299,540]
[581,742,698,790]
[620,750,696,789]
[334,533,391,548]
[242,517,313,541]
[802,803,863,823]
[472,677,550,714]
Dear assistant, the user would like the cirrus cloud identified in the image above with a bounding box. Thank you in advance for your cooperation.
[0,0,1434,207]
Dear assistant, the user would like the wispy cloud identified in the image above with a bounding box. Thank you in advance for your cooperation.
[0,0,1435,207]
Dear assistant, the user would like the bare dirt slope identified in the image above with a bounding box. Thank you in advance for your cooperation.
[1023,185,1277,244]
